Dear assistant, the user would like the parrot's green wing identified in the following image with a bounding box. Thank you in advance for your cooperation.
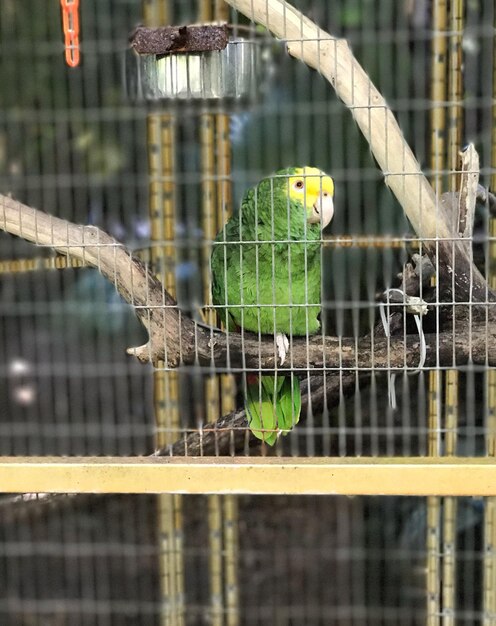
[210,220,241,331]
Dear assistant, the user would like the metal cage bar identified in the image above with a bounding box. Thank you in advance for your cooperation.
[483,9,496,621]
[427,1,448,620]
[147,111,186,626]
[144,3,185,623]
[2,457,496,495]
[198,3,239,622]
[441,2,464,622]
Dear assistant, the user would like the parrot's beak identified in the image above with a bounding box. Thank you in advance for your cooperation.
[308,194,334,228]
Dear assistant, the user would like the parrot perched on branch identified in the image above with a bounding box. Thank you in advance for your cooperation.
[211,166,335,445]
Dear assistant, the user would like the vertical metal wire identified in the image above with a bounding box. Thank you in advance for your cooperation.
[144,4,185,625]
[483,11,496,621]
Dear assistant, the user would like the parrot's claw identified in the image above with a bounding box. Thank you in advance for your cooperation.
[276,333,289,365]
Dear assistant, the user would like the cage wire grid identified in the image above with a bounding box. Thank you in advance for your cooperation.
[0,0,495,624]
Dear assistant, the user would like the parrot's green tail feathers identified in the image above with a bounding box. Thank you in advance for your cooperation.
[245,375,301,446]
[276,376,301,433]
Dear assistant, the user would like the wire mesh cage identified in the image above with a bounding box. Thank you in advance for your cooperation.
[1,0,496,624]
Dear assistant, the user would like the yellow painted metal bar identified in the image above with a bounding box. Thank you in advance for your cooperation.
[442,3,463,623]
[0,256,85,274]
[148,111,185,626]
[151,115,185,626]
[323,236,421,249]
[444,372,458,459]
[442,370,459,626]
[428,2,449,622]
[208,495,223,624]
[427,371,442,626]
[484,356,496,624]
[483,16,496,621]
[223,495,239,626]
[200,113,219,327]
[136,236,433,253]
[2,457,496,495]
[215,0,230,21]
[429,4,448,619]
[200,93,239,625]
[148,114,177,302]
[200,111,224,626]
[0,240,438,281]
[142,0,170,27]
[215,112,239,626]
[447,0,464,193]
[428,371,442,459]
[199,0,213,22]
[430,0,448,196]
[144,1,184,619]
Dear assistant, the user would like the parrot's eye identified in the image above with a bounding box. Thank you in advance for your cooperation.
[292,180,304,191]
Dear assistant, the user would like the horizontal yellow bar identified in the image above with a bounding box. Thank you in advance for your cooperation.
[0,255,85,274]
[0,457,496,496]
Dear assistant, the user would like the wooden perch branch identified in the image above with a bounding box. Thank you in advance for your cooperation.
[162,309,496,454]
[0,193,192,365]
[1,194,495,369]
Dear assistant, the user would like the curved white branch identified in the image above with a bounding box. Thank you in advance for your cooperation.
[225,0,446,240]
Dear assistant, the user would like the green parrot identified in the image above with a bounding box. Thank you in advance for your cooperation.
[211,166,335,445]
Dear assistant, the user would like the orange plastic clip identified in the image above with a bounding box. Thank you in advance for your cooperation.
[60,0,80,67]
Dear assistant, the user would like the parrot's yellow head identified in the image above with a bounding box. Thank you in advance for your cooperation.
[286,166,334,228]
